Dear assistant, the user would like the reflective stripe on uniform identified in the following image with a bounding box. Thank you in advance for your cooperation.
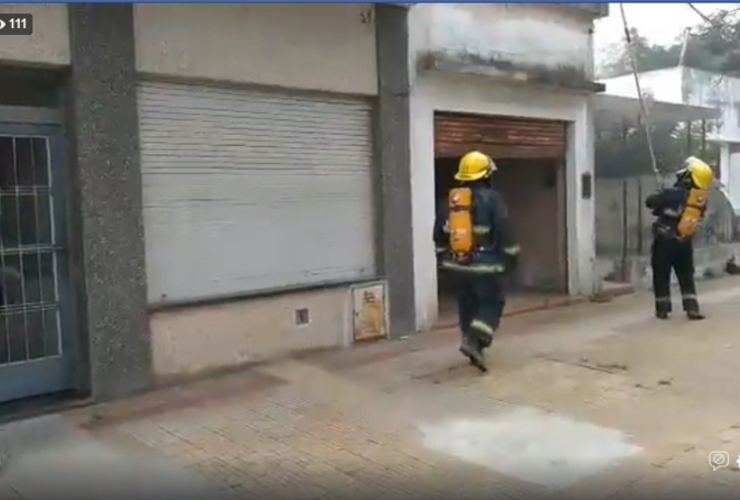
[663,208,680,217]
[470,319,495,337]
[655,296,671,303]
[681,294,697,300]
[444,225,490,235]
[435,246,446,254]
[503,244,520,256]
[440,261,506,273]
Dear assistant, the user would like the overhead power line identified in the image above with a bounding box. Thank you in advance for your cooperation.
[687,3,715,25]
[686,3,740,28]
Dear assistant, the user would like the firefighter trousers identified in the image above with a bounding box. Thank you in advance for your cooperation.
[454,272,506,348]
[651,236,699,314]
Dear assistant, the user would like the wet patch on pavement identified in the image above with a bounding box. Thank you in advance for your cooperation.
[418,406,642,490]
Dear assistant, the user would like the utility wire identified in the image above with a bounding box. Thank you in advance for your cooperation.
[687,3,716,25]
[687,3,740,28]
[618,3,661,184]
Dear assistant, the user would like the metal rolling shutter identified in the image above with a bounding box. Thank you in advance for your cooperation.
[434,112,566,159]
[138,81,376,304]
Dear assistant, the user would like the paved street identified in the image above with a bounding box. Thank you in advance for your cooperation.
[4,277,740,499]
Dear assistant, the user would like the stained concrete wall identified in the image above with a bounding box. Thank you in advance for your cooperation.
[150,288,350,379]
[0,4,70,66]
[134,4,378,96]
[412,4,594,77]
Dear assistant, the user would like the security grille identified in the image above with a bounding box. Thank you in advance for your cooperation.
[0,135,61,365]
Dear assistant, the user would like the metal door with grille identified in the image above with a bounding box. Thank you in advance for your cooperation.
[0,123,77,403]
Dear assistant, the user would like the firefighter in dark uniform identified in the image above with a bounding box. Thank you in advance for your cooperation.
[433,151,520,372]
[645,156,714,320]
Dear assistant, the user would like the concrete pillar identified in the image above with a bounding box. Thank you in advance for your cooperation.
[566,99,597,297]
[375,5,416,337]
[67,3,152,400]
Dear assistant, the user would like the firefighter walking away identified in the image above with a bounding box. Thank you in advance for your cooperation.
[433,151,520,372]
[645,156,714,321]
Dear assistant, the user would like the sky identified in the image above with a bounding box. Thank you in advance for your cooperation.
[594,3,733,61]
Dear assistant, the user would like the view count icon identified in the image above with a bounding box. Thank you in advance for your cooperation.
[0,14,33,35]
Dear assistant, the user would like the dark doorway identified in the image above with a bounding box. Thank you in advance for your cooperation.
[433,154,568,328]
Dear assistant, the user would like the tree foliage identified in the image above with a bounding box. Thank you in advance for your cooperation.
[599,28,682,79]
[596,120,719,179]
[683,7,740,77]
[598,7,740,78]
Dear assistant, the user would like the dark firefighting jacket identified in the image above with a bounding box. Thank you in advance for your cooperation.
[433,182,520,273]
[645,185,706,242]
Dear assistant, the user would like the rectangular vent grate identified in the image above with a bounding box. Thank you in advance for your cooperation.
[295,308,310,326]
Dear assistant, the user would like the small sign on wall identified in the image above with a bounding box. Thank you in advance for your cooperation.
[349,281,388,342]
[581,172,593,200]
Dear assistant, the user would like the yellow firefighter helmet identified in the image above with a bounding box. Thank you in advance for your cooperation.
[681,156,714,190]
[454,151,497,182]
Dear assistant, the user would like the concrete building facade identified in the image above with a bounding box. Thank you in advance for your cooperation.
[0,3,605,405]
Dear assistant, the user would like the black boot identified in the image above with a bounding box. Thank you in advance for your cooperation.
[655,300,671,320]
[459,335,475,363]
[459,332,475,365]
[479,335,493,349]
[459,336,487,373]
[683,298,705,320]
[686,310,705,320]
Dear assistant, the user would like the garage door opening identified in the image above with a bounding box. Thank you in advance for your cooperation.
[434,112,569,328]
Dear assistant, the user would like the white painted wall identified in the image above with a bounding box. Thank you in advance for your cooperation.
[413,3,593,76]
[682,68,740,143]
[134,4,378,96]
[601,68,684,105]
[0,4,69,66]
[729,146,740,211]
[408,6,596,331]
